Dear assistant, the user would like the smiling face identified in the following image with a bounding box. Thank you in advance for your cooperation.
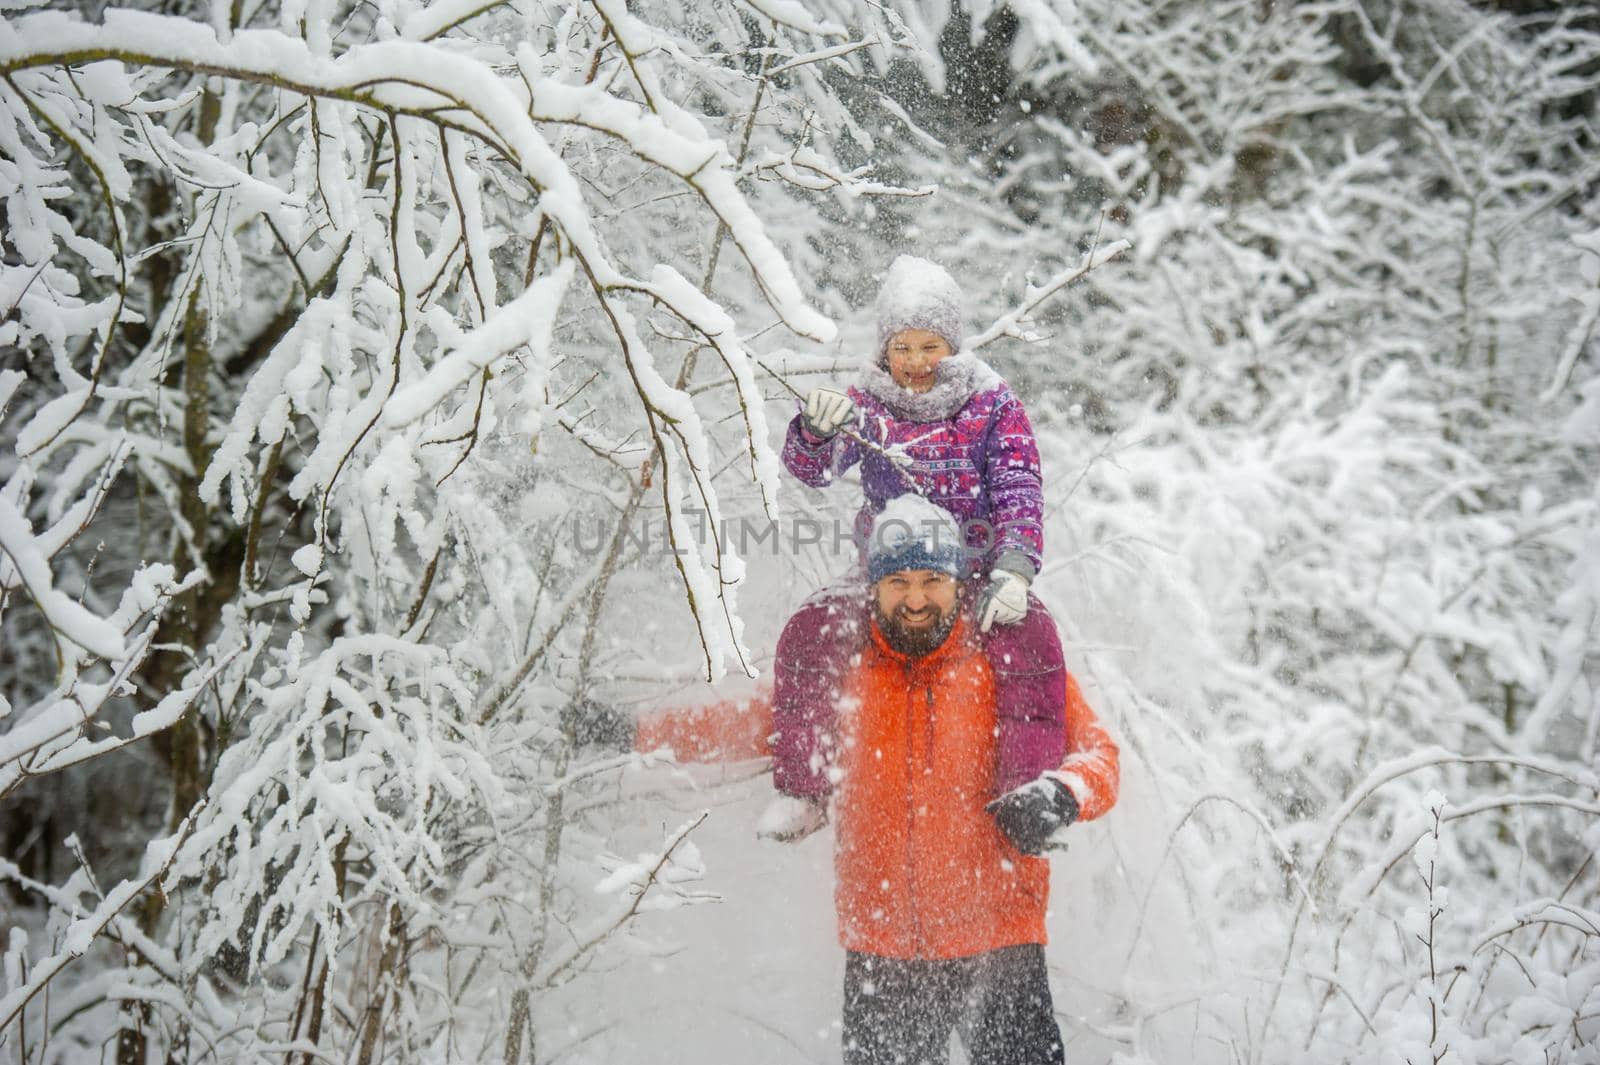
[873,568,962,657]
[884,329,954,393]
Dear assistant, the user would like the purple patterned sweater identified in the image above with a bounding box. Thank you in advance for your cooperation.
[780,357,1045,577]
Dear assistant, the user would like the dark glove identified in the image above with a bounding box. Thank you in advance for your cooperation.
[985,777,1079,856]
[560,697,635,752]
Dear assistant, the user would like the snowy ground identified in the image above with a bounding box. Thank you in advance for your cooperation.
[540,777,843,1065]
[534,751,1162,1065]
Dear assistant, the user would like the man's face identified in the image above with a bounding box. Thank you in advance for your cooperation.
[873,569,961,657]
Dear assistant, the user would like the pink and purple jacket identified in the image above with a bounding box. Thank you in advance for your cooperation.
[780,368,1045,577]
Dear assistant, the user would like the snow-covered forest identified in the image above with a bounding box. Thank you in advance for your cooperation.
[2,0,1598,1061]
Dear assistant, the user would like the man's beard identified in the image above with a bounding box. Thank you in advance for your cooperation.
[874,602,959,658]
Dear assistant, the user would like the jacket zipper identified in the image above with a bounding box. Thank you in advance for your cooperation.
[903,664,925,957]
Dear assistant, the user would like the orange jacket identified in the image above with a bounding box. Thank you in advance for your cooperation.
[635,612,1120,960]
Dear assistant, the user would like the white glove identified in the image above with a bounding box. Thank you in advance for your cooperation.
[977,569,1030,632]
[756,795,827,843]
[801,387,855,439]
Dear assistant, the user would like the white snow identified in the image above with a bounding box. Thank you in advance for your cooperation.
[736,0,845,37]
[290,543,323,577]
[0,494,125,660]
[6,5,1599,1064]
[387,261,574,429]
[869,492,961,555]
[874,253,963,340]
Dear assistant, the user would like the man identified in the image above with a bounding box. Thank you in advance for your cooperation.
[612,496,1121,1064]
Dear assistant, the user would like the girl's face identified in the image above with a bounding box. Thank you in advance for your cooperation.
[885,329,953,393]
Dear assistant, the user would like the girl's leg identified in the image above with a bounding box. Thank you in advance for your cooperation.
[980,594,1069,796]
[771,582,869,797]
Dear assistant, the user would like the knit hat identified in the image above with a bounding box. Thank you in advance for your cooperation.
[875,255,965,362]
[867,494,966,582]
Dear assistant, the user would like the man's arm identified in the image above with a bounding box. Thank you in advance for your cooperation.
[633,690,775,763]
[634,689,829,843]
[1044,672,1120,821]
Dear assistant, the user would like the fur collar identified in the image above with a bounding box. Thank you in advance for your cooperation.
[858,355,1001,422]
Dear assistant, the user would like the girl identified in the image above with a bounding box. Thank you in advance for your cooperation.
[767,255,1071,829]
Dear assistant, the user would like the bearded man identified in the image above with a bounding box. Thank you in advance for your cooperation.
[618,495,1121,1065]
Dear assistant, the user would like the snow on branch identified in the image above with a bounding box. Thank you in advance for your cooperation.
[0,813,196,1033]
[736,0,846,38]
[0,9,836,344]
[386,261,574,428]
[0,494,124,661]
[534,810,717,990]
[965,237,1130,350]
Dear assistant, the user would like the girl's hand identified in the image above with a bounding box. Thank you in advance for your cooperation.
[802,387,856,439]
[977,569,1030,631]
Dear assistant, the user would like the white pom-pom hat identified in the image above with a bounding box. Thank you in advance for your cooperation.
[874,255,965,362]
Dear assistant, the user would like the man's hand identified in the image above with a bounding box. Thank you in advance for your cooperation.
[976,569,1029,632]
[801,387,856,440]
[757,794,828,843]
[559,698,634,752]
[985,777,1079,856]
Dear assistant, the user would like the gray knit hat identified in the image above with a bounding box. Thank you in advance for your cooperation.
[867,494,966,583]
[875,255,964,361]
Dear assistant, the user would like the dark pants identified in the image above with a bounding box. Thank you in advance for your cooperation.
[842,945,1066,1065]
